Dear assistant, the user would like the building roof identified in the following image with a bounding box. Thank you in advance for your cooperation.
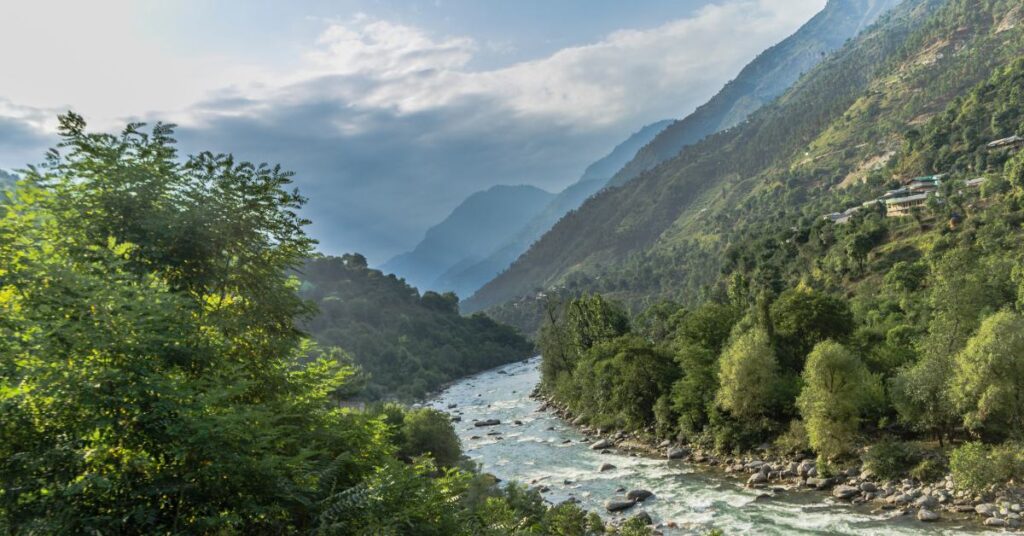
[884,193,930,205]
[987,135,1024,149]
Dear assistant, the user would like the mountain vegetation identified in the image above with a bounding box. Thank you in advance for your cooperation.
[534,0,1024,494]
[0,115,652,535]
[299,254,535,400]
[608,0,904,188]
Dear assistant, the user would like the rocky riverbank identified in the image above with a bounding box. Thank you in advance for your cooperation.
[534,393,1024,532]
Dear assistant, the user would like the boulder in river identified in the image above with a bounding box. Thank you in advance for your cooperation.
[474,419,501,427]
[626,489,653,502]
[599,463,616,472]
[590,439,614,450]
[917,509,940,522]
[976,503,999,517]
[805,477,833,490]
[832,485,860,500]
[604,499,636,512]
[666,447,689,460]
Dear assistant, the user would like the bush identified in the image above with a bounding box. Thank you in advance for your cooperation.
[775,419,811,455]
[862,439,922,481]
[400,408,463,468]
[950,442,1024,492]
[910,458,947,483]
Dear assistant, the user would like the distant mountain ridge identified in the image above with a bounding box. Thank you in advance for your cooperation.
[431,120,672,298]
[0,169,17,190]
[384,120,672,297]
[381,184,554,291]
[609,0,904,188]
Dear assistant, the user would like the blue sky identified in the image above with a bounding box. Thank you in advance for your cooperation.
[0,0,824,262]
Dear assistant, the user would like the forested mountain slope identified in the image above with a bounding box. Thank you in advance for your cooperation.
[299,254,534,400]
[381,184,553,291]
[468,0,1024,327]
[608,0,904,188]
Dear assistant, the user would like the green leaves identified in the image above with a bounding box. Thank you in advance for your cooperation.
[952,310,1024,437]
[797,341,880,460]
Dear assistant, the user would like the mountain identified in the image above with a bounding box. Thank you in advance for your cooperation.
[466,0,1024,329]
[609,0,904,188]
[432,120,672,298]
[0,169,17,190]
[380,185,553,291]
[462,0,904,315]
[299,254,534,400]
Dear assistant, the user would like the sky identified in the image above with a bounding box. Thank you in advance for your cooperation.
[0,0,825,263]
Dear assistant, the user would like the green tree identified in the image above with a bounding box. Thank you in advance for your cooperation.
[716,329,779,421]
[797,341,878,460]
[400,408,464,468]
[770,287,854,372]
[952,310,1024,438]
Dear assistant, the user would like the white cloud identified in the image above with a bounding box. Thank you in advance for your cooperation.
[269,0,825,128]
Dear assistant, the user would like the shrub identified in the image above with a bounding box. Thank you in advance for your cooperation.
[950,442,1024,492]
[862,439,922,481]
[910,458,947,483]
[400,408,463,468]
[775,419,810,455]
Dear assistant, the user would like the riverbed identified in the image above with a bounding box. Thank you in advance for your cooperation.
[428,357,991,535]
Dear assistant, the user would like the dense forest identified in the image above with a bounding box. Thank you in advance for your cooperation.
[537,54,1024,495]
[299,255,534,400]
[0,116,650,535]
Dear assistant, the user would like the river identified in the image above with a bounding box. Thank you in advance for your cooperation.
[428,357,990,535]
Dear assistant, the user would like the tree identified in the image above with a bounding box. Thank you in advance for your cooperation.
[400,408,463,468]
[952,310,1024,438]
[797,341,878,460]
[1006,149,1024,197]
[715,329,779,421]
[770,287,854,372]
[565,294,630,355]
[890,350,958,446]
[669,344,719,440]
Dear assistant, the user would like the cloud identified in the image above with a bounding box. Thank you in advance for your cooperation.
[0,100,57,169]
[0,0,825,262]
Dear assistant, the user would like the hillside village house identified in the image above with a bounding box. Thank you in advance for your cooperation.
[885,192,931,217]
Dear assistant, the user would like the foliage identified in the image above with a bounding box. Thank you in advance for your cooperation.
[398,408,464,468]
[949,442,1024,493]
[797,341,879,460]
[862,440,924,481]
[0,117,619,535]
[300,255,534,400]
[715,329,779,421]
[952,310,1024,438]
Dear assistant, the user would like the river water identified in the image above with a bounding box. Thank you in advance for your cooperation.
[428,357,990,535]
